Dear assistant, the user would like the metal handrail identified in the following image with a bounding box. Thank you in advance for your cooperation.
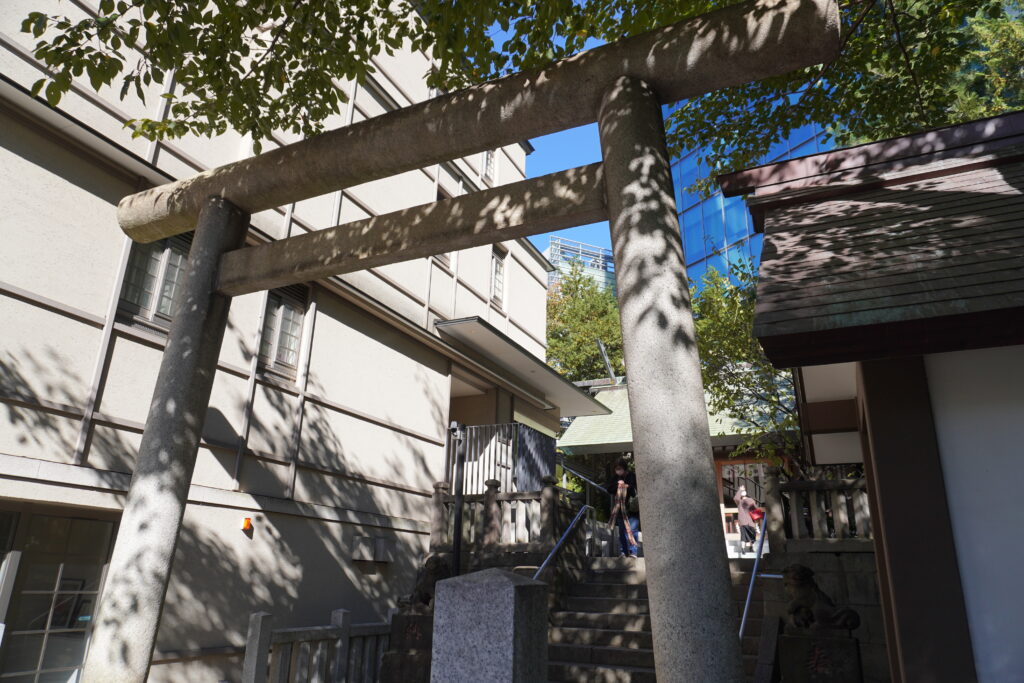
[559,458,613,503]
[533,504,594,580]
[738,514,771,639]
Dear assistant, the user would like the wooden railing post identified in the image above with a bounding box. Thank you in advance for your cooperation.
[242,611,273,683]
[429,481,450,552]
[764,468,787,553]
[832,489,851,539]
[483,479,502,547]
[330,608,352,682]
[809,490,829,539]
[540,475,558,547]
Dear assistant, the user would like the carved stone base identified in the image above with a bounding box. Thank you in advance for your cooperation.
[778,633,862,683]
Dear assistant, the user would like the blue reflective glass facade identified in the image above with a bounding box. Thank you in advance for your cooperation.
[668,117,831,284]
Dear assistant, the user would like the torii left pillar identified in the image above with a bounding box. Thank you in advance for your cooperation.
[82,197,250,683]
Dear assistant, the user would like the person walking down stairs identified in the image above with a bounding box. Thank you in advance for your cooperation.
[734,486,760,554]
[605,459,639,558]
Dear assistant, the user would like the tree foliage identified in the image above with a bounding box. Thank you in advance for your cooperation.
[546,261,624,383]
[19,0,1023,159]
[691,262,800,461]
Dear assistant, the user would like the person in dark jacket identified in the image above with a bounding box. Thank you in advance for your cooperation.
[734,485,759,554]
[606,458,639,558]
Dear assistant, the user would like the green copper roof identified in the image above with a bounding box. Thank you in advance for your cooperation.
[557,386,748,455]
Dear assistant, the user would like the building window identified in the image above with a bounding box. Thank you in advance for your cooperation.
[259,286,308,379]
[491,246,507,308]
[118,233,192,329]
[482,150,496,183]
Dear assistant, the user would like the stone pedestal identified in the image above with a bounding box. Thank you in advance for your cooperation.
[430,569,547,683]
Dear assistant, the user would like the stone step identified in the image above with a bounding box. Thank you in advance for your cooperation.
[549,644,655,669]
[732,584,765,603]
[729,558,756,572]
[550,611,652,631]
[569,583,648,599]
[733,597,763,618]
[743,653,758,678]
[565,596,650,615]
[738,617,762,637]
[549,626,654,650]
[587,569,646,585]
[587,557,645,571]
[548,661,657,683]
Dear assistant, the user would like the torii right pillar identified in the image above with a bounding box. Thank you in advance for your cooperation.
[600,76,744,682]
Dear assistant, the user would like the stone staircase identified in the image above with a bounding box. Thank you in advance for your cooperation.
[547,557,765,682]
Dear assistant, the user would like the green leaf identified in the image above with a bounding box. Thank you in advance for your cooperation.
[44,81,62,106]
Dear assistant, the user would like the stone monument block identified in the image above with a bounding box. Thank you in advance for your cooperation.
[430,568,548,683]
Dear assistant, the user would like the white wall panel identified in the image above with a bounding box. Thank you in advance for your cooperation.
[306,295,448,442]
[0,111,129,316]
[926,345,1024,683]
[0,296,102,406]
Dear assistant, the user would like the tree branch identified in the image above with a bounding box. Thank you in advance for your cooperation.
[885,0,928,123]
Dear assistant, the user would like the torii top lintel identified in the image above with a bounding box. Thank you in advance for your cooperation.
[117,0,839,244]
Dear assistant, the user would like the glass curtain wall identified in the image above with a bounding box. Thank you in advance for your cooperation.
[667,111,831,288]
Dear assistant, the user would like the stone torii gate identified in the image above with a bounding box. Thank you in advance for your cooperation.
[81,0,838,680]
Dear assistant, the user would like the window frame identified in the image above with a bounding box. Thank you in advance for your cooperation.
[490,245,507,309]
[433,188,452,268]
[482,149,497,184]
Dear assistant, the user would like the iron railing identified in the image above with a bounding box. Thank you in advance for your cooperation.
[444,422,555,495]
[533,505,594,580]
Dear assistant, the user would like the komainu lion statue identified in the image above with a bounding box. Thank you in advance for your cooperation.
[783,564,861,631]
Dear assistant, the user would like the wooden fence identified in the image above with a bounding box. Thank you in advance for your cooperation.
[242,609,390,683]
[430,477,560,553]
[764,469,874,553]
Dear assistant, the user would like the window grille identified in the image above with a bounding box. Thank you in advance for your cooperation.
[258,286,308,379]
[118,233,193,329]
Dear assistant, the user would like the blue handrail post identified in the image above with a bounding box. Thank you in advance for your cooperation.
[533,505,594,581]
[739,514,769,639]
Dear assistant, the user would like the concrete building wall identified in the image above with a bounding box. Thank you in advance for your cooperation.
[925,344,1024,683]
[0,10,547,679]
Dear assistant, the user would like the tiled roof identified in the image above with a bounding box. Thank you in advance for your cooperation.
[716,111,1024,366]
[753,144,1024,342]
[557,387,748,455]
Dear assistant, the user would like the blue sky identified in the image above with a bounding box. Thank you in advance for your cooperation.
[525,124,611,254]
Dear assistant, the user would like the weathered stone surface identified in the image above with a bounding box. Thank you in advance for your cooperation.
[217,164,606,296]
[599,75,744,682]
[117,0,839,242]
[431,568,548,683]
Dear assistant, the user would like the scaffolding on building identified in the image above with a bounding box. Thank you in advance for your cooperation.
[545,236,616,294]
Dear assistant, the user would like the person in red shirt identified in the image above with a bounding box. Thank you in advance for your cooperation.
[734,485,759,554]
